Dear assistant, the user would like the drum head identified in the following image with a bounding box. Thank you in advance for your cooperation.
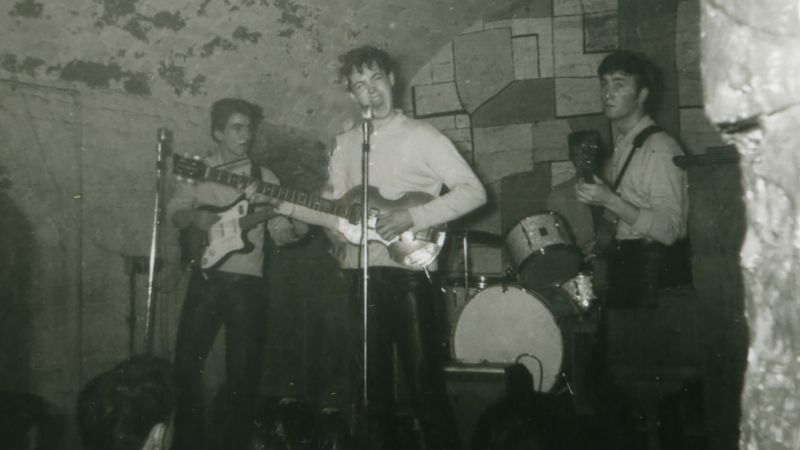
[451,285,564,391]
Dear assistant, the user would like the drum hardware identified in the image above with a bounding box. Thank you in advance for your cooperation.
[558,272,597,311]
[441,228,505,298]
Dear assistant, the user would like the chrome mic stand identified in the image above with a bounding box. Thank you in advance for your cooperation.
[360,107,372,407]
[144,128,170,353]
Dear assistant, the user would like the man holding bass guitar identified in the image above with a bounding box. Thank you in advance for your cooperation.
[282,45,486,449]
[167,98,308,450]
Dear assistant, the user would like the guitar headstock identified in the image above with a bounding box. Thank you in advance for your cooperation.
[173,153,207,183]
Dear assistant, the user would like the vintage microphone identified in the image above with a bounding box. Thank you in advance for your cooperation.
[360,105,372,407]
[143,127,171,354]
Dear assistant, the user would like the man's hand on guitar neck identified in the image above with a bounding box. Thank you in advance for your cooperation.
[376,208,413,241]
[243,182,284,218]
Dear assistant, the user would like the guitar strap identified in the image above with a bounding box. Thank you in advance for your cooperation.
[593,125,663,256]
[611,124,662,191]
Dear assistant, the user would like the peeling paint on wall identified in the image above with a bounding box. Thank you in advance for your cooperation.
[157,60,206,95]
[150,10,186,31]
[275,0,309,29]
[233,26,263,43]
[122,17,148,41]
[58,59,150,95]
[200,36,237,57]
[197,0,212,16]
[117,11,186,41]
[9,0,44,18]
[123,72,151,95]
[2,54,46,77]
[96,0,139,25]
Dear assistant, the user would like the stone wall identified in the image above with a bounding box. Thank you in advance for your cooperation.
[702,0,800,448]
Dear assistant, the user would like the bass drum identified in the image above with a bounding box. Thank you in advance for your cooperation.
[450,284,579,392]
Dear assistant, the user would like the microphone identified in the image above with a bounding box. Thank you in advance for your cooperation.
[361,106,372,147]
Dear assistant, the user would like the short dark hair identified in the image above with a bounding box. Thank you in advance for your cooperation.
[77,355,175,450]
[597,50,661,111]
[337,45,396,90]
[210,98,263,142]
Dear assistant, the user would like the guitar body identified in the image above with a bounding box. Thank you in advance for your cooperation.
[179,197,254,270]
[334,186,447,267]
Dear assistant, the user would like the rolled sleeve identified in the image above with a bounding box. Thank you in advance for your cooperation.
[629,140,687,245]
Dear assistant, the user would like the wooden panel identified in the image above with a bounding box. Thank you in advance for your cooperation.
[413,82,464,117]
[553,15,608,77]
[555,77,602,117]
[513,35,540,79]
[500,164,551,234]
[486,0,553,20]
[584,11,618,53]
[454,28,515,113]
[472,78,556,127]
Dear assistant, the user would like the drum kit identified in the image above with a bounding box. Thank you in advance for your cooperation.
[443,211,597,393]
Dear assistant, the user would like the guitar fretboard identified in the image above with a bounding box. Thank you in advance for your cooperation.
[204,167,348,219]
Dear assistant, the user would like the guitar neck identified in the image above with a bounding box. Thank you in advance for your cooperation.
[204,167,347,219]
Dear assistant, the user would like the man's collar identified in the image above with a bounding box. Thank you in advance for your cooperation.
[616,115,655,148]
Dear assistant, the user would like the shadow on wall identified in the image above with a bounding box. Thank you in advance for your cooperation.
[254,122,329,193]
[0,163,35,391]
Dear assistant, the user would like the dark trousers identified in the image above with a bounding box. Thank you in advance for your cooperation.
[347,267,459,450]
[593,238,693,449]
[172,269,267,450]
[605,238,692,308]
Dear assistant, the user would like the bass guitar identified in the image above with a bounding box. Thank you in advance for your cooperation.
[173,154,447,268]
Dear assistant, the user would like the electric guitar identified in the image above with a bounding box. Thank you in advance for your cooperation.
[178,197,277,270]
[173,154,447,268]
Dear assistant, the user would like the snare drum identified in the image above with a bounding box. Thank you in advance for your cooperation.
[450,284,580,392]
[505,212,582,289]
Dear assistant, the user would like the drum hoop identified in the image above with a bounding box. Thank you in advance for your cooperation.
[504,209,566,227]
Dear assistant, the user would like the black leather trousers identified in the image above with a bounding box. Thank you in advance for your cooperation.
[347,267,459,450]
[172,269,267,450]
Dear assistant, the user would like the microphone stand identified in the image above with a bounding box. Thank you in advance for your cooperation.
[144,128,170,354]
[360,108,372,408]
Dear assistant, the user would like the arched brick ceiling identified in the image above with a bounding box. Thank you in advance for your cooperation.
[0,0,521,141]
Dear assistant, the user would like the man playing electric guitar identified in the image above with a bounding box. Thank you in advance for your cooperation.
[167,98,308,450]
[284,46,487,450]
